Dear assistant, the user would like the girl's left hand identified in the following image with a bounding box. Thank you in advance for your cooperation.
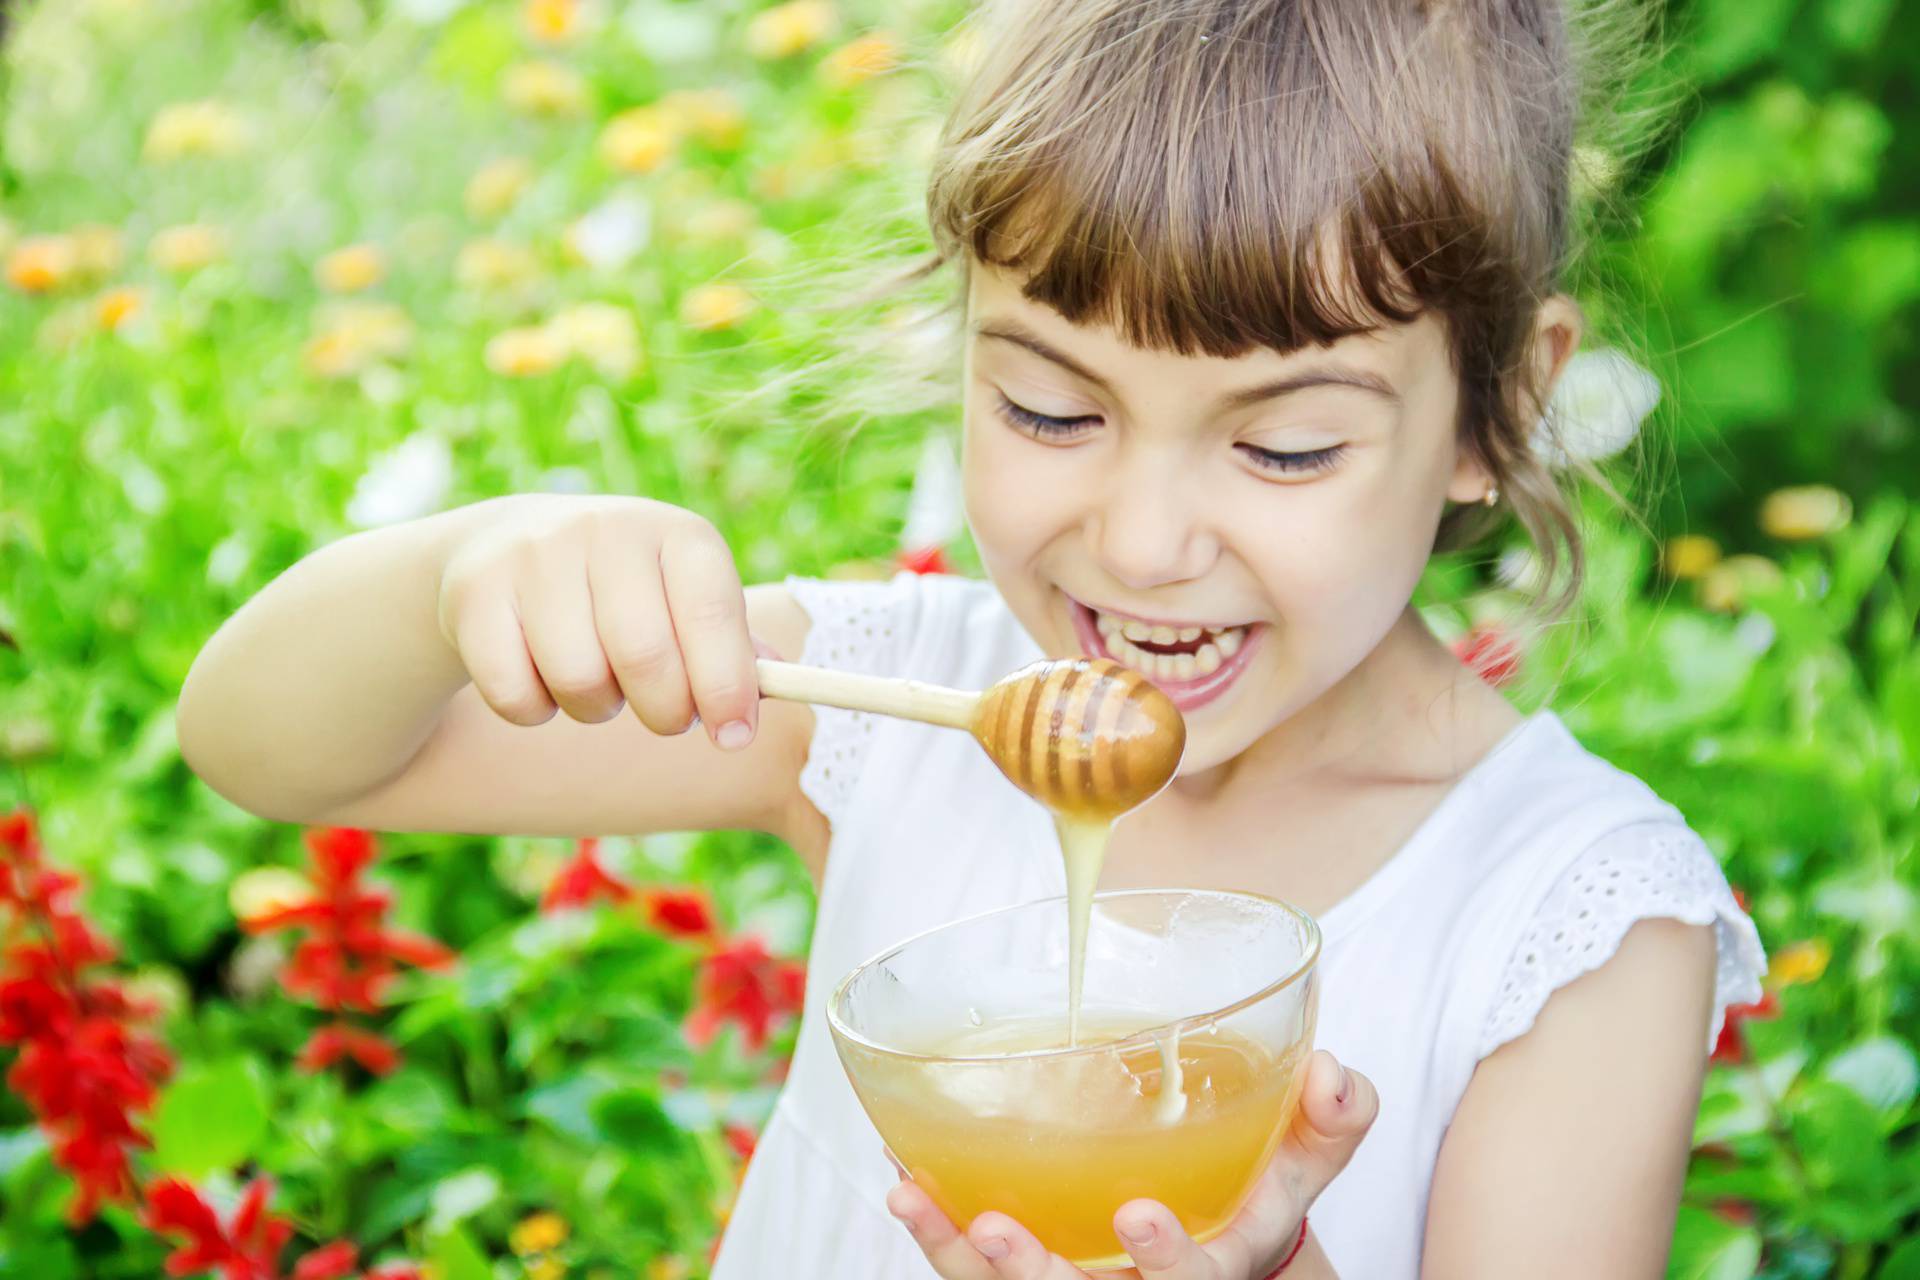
[886,1049,1377,1279]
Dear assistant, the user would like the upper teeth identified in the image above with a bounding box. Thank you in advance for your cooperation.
[1090,608,1249,682]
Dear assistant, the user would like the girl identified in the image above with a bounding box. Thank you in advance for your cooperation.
[178,0,1768,1275]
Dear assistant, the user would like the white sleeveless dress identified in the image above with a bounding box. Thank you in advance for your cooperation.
[710,572,1767,1279]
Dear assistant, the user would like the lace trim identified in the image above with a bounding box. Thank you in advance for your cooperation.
[782,575,916,831]
[1477,822,1768,1060]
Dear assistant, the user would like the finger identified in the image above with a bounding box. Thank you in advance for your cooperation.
[885,1181,998,1280]
[451,579,557,727]
[585,540,696,736]
[1113,1201,1220,1279]
[1287,1051,1379,1192]
[967,1211,1088,1280]
[519,560,625,723]
[659,520,758,750]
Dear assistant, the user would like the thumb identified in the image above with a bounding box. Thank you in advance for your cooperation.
[1285,1050,1379,1195]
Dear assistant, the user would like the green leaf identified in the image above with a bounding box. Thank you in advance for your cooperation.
[1667,1204,1761,1280]
[427,1167,502,1231]
[1680,0,1797,82]
[1879,1235,1920,1278]
[1818,0,1899,49]
[148,1058,270,1179]
[427,1224,492,1280]
[1823,1037,1920,1117]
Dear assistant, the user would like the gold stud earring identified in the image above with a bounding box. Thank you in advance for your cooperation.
[1482,486,1499,507]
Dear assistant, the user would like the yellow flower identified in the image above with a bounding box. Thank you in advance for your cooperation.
[745,0,834,59]
[150,223,227,274]
[228,866,314,924]
[144,100,252,161]
[7,234,79,294]
[819,30,900,88]
[70,224,126,279]
[675,198,758,246]
[1767,938,1831,989]
[316,244,387,294]
[1698,554,1784,613]
[523,0,588,43]
[95,286,146,333]
[527,1260,564,1280]
[1760,485,1852,541]
[303,302,415,379]
[511,1211,571,1256]
[548,301,642,380]
[680,282,755,331]
[1660,534,1721,582]
[455,238,542,291]
[485,325,569,377]
[647,1257,693,1280]
[503,60,591,117]
[659,88,747,149]
[598,106,679,174]
[466,157,537,221]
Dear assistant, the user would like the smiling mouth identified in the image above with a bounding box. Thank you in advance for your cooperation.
[1064,597,1264,712]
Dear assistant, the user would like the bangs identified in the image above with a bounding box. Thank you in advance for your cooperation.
[926,0,1548,358]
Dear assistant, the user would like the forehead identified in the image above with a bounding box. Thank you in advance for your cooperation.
[964,261,1448,389]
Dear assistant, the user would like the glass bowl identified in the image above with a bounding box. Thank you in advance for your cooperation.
[828,888,1320,1270]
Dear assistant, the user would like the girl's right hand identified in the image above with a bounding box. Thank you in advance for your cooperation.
[435,495,763,749]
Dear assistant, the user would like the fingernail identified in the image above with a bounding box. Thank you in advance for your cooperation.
[715,720,753,750]
[1336,1064,1353,1106]
[1119,1221,1156,1247]
[977,1236,1009,1259]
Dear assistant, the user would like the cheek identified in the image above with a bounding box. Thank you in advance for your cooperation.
[1238,475,1437,642]
[961,412,1070,563]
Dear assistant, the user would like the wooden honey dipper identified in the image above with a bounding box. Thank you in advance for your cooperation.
[755,656,1186,819]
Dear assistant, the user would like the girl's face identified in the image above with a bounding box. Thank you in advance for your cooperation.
[961,263,1499,776]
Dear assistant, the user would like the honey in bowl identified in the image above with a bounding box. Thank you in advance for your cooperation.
[828,889,1321,1270]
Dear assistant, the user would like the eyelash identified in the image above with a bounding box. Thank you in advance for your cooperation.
[994,393,1348,476]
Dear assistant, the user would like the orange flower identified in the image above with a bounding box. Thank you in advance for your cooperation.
[94,287,146,333]
[820,31,900,88]
[680,282,755,331]
[503,60,591,117]
[315,244,386,294]
[1660,534,1721,581]
[660,88,748,149]
[484,325,569,378]
[745,0,835,59]
[149,223,227,274]
[523,0,588,43]
[1767,938,1830,989]
[599,106,678,174]
[1760,485,1852,541]
[465,157,536,221]
[1698,554,1783,614]
[7,234,78,294]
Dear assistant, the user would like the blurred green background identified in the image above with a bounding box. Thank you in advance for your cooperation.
[0,0,1916,1276]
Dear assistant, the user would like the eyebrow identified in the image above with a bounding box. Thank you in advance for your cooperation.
[973,319,1402,410]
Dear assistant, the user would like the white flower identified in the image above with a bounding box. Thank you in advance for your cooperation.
[347,433,453,528]
[1533,349,1660,469]
[901,433,964,552]
[564,189,652,273]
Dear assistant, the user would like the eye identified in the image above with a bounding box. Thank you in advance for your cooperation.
[995,392,1099,441]
[1237,442,1347,476]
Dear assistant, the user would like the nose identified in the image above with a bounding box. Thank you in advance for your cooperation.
[1085,453,1219,590]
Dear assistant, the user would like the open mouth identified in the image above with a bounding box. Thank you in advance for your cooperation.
[1065,596,1264,713]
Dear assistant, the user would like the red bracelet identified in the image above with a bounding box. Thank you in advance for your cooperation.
[1262,1216,1309,1278]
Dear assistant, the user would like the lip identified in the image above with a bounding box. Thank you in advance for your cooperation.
[1065,595,1264,713]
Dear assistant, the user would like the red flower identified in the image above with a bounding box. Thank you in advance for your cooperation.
[542,838,634,912]
[1711,1199,1757,1226]
[1452,624,1521,687]
[724,1122,758,1163]
[0,809,173,1222]
[298,1021,402,1076]
[245,829,452,1075]
[292,1241,359,1280]
[684,936,806,1052]
[895,545,952,576]
[1710,989,1781,1065]
[642,886,718,940]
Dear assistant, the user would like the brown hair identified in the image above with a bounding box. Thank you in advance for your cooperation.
[910,0,1664,616]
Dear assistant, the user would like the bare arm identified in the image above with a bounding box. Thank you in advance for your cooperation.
[1422,918,1719,1278]
[178,495,827,868]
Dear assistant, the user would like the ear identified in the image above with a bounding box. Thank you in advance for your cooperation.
[1446,294,1585,504]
